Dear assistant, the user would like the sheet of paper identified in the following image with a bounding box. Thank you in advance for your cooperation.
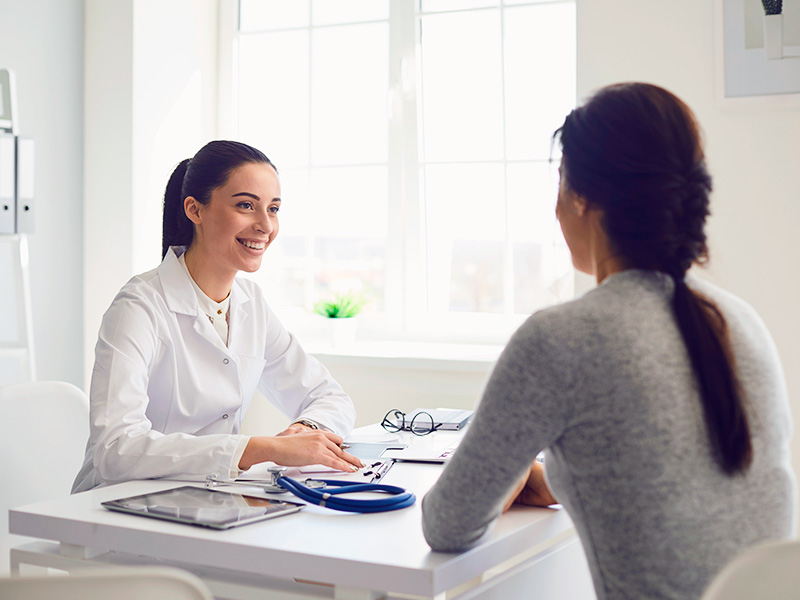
[237,460,394,484]
[237,461,279,481]
[344,432,402,443]
[297,464,342,474]
[342,441,407,460]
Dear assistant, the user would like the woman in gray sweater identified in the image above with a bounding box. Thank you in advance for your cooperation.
[421,83,797,600]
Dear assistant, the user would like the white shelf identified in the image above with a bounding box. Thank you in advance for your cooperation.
[0,347,29,357]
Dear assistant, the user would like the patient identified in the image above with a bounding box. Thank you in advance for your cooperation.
[421,82,797,600]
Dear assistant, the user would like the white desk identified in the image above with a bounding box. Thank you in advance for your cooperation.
[8,431,594,599]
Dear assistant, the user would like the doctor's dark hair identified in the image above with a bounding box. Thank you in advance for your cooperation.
[555,82,752,475]
[162,140,276,259]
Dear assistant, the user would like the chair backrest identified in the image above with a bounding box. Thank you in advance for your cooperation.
[699,539,800,600]
[0,566,214,600]
[0,381,89,573]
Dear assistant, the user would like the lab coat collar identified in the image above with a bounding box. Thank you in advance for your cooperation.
[159,246,251,320]
[226,283,249,349]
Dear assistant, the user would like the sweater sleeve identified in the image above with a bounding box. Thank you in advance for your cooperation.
[422,316,570,552]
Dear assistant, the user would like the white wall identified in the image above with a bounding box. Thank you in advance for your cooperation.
[83,0,134,388]
[131,0,219,275]
[0,0,84,387]
[576,0,800,512]
[83,0,218,386]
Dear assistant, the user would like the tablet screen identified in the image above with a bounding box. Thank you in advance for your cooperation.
[102,486,304,529]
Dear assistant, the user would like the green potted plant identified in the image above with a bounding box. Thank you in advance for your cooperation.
[314,290,368,346]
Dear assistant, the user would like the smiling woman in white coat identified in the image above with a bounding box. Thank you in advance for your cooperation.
[73,141,361,493]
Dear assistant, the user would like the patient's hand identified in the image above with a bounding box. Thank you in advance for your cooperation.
[503,473,529,512]
[502,461,558,512]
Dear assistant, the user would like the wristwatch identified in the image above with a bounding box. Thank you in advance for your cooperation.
[293,419,319,430]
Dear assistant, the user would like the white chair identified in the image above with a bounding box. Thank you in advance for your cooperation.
[0,381,89,574]
[699,539,800,600]
[0,566,214,600]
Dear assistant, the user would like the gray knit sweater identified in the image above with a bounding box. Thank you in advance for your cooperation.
[422,270,797,600]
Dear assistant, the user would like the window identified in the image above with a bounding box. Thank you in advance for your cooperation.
[223,0,576,344]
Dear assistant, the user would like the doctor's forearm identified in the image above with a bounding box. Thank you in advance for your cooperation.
[239,437,270,470]
[93,430,242,483]
[239,432,362,472]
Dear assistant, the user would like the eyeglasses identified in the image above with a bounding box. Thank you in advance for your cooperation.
[381,409,441,436]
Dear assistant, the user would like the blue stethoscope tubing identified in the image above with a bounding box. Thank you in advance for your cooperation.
[276,476,416,513]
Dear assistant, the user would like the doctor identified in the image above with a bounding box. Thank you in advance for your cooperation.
[73,140,360,493]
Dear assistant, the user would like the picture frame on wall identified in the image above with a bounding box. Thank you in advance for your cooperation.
[714,0,800,106]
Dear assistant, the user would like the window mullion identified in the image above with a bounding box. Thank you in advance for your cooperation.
[217,0,239,139]
[305,1,314,308]
[388,0,422,333]
[499,0,514,316]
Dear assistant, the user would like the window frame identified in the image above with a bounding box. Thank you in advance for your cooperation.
[217,0,575,346]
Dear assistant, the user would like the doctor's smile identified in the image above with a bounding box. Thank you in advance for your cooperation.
[238,239,267,251]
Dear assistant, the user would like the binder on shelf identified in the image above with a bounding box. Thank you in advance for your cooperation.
[0,133,15,234]
[15,136,34,234]
[0,68,18,134]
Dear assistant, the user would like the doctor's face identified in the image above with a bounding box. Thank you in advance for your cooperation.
[189,162,281,275]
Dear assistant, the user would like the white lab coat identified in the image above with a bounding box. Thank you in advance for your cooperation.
[72,247,355,493]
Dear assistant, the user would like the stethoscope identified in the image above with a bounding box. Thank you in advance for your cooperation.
[206,466,416,513]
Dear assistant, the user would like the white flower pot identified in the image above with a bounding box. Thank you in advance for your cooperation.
[327,317,358,347]
[764,14,783,60]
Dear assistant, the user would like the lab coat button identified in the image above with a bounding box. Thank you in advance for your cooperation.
[223,358,230,364]
[222,414,229,419]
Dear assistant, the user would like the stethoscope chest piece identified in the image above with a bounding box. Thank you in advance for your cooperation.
[206,465,291,494]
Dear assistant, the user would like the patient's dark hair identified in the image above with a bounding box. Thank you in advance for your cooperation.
[162,140,275,259]
[555,82,751,475]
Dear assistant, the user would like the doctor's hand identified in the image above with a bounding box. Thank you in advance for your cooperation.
[239,431,364,473]
[275,422,317,436]
[502,461,558,512]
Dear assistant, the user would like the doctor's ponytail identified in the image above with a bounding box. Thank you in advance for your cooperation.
[161,140,276,259]
[162,159,192,259]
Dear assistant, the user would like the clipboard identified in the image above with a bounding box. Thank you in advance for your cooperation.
[380,446,457,463]
[342,441,407,460]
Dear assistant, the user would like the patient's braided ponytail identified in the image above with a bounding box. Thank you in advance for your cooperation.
[555,83,751,474]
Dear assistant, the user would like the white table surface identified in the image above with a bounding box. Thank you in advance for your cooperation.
[8,429,576,598]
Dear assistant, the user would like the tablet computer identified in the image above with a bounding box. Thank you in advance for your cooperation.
[101,485,305,530]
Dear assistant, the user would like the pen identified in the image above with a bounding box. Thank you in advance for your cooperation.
[340,443,350,450]
[373,460,394,480]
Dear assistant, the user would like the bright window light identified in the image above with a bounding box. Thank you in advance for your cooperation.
[229,0,576,344]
